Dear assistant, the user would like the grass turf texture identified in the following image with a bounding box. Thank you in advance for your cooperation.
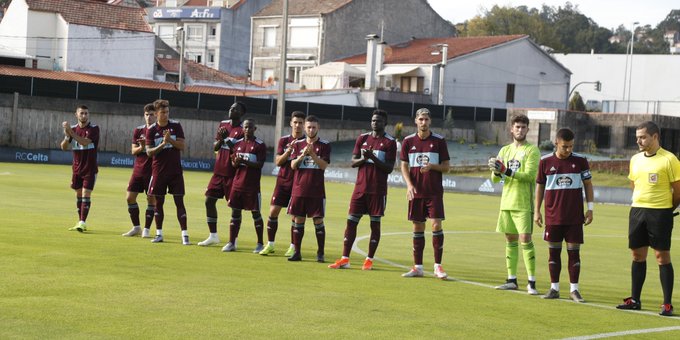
[1,162,679,339]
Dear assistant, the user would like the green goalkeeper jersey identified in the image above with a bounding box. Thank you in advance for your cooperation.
[491,141,540,211]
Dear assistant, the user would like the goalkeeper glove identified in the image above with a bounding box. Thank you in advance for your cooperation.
[491,159,513,177]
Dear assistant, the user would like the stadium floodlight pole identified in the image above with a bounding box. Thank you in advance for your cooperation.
[274,0,289,146]
[431,43,448,105]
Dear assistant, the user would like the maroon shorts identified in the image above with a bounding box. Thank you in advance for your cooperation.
[71,172,97,191]
[228,190,261,211]
[270,185,293,207]
[544,224,584,244]
[408,196,445,222]
[348,193,387,216]
[205,174,233,199]
[288,196,325,218]
[148,172,185,196]
[127,174,151,193]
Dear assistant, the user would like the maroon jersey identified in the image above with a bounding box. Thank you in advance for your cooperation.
[131,124,152,177]
[399,132,449,198]
[231,137,267,193]
[145,120,184,176]
[290,138,331,198]
[275,134,305,189]
[68,122,99,175]
[213,120,244,177]
[353,132,397,196]
[537,152,592,225]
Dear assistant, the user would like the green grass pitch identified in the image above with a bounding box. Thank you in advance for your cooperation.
[1,162,679,339]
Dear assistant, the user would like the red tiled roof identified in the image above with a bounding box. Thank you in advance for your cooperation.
[0,65,262,96]
[26,0,152,33]
[340,35,527,65]
[155,58,264,86]
[256,0,353,16]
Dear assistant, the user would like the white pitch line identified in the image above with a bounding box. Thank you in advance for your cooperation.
[561,326,680,339]
[352,231,680,319]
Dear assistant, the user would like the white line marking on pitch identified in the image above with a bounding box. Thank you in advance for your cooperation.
[560,326,680,339]
[352,231,680,320]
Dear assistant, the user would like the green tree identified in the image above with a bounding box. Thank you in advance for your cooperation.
[569,91,586,111]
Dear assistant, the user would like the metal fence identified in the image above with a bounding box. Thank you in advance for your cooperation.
[0,74,506,122]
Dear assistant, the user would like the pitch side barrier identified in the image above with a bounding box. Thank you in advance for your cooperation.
[2,146,632,205]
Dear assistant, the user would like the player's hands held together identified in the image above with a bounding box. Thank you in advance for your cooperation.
[489,157,511,176]
[162,130,173,144]
[218,127,228,140]
[62,121,73,137]
[420,163,432,173]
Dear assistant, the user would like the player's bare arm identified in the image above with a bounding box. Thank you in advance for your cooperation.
[61,121,92,147]
[534,183,545,228]
[420,160,449,174]
[400,160,416,201]
[275,144,293,166]
[291,149,306,170]
[584,178,595,225]
[671,180,680,210]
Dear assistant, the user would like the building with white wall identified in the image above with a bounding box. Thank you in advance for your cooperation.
[552,53,680,115]
[342,35,571,110]
[0,0,155,79]
[147,0,273,76]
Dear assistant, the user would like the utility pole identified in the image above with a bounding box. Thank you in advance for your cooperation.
[177,27,186,91]
[274,0,288,145]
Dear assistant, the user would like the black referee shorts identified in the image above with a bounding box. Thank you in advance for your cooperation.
[628,207,674,250]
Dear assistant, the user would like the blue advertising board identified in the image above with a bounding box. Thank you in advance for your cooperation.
[151,7,221,20]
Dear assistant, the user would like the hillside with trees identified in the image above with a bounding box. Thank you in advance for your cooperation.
[455,2,679,54]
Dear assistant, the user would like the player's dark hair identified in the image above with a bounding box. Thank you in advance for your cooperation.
[153,99,169,111]
[372,109,388,120]
[555,128,575,142]
[305,115,319,123]
[76,105,88,111]
[144,103,155,113]
[637,121,660,137]
[510,114,529,126]
[233,101,247,113]
[244,118,256,125]
[291,111,306,120]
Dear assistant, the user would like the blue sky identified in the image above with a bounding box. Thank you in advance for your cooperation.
[428,0,678,30]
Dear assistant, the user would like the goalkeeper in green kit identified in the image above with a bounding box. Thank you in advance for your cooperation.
[489,114,541,294]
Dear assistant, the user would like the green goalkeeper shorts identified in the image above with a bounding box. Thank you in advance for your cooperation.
[496,210,533,234]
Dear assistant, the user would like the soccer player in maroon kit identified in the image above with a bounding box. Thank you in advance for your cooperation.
[122,103,157,238]
[145,99,190,245]
[534,128,594,302]
[287,115,331,262]
[61,105,99,232]
[198,102,245,246]
[259,111,306,256]
[222,119,267,252]
[400,108,450,279]
[328,109,397,270]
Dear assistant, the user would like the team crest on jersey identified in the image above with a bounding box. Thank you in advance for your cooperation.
[303,156,315,167]
[556,176,573,187]
[508,159,521,171]
[416,154,430,166]
[517,151,526,159]
[649,173,658,184]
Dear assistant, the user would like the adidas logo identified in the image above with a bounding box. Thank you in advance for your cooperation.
[478,179,495,193]
[411,146,416,150]
[550,166,556,171]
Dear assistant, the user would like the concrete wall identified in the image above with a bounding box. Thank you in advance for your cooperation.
[66,25,155,79]
[448,39,569,110]
[322,0,456,62]
[219,0,273,76]
[0,0,29,56]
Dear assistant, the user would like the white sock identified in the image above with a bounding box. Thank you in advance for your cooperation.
[551,282,560,291]
[156,230,163,236]
[268,241,274,246]
[508,275,517,280]
[414,264,423,270]
[528,276,536,282]
[133,225,140,229]
[366,257,373,261]
[570,283,579,292]
[341,256,349,260]
[181,230,188,237]
[210,232,218,238]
